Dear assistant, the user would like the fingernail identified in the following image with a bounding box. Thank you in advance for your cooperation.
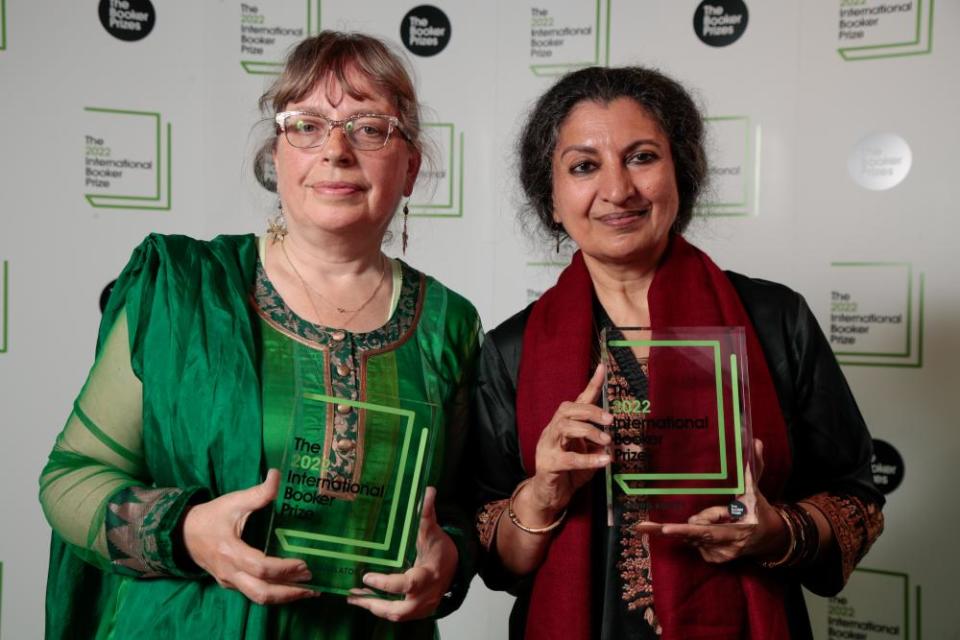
[602,412,613,423]
[361,574,376,587]
[598,455,611,465]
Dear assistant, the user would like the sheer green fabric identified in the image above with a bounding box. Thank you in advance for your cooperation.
[39,310,146,568]
[41,233,480,640]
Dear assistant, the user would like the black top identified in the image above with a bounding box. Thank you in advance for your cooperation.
[469,272,883,640]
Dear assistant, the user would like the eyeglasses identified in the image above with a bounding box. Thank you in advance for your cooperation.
[275,111,408,151]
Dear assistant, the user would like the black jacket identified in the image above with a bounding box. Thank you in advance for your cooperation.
[470,272,883,639]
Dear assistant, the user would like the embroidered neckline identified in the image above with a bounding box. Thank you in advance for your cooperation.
[253,256,421,350]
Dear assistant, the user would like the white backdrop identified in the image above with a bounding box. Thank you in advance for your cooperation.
[1,1,958,638]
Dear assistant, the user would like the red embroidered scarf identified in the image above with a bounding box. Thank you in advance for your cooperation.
[515,236,792,639]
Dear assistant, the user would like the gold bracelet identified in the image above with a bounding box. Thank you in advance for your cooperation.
[507,478,567,534]
[759,504,797,569]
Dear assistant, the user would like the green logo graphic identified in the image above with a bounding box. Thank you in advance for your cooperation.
[0,0,7,50]
[811,567,922,640]
[84,107,172,211]
[409,124,464,218]
[696,116,754,217]
[828,262,925,368]
[530,0,611,76]
[0,261,8,354]
[241,1,322,75]
[838,0,934,61]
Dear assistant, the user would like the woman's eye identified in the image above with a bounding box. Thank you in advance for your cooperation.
[350,117,389,140]
[570,160,597,175]
[628,151,657,165]
[294,120,318,134]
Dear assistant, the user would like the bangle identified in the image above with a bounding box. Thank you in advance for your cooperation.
[759,503,821,569]
[759,504,797,569]
[792,502,822,567]
[507,478,567,534]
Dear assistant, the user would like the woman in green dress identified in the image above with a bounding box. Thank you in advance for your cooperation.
[39,31,480,639]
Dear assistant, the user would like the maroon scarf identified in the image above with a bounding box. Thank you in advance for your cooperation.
[516,236,792,639]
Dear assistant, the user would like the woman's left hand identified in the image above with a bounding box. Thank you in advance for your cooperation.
[656,440,789,563]
[346,487,457,621]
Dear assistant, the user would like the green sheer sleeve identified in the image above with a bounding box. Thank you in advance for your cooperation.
[39,309,206,577]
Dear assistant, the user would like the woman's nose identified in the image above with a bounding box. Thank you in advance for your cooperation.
[321,126,356,165]
[598,165,636,205]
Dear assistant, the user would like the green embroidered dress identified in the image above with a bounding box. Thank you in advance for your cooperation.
[39,234,481,639]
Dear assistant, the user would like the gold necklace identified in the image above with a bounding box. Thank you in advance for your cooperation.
[280,239,387,324]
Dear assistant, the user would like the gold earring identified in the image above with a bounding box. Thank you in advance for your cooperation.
[267,202,288,244]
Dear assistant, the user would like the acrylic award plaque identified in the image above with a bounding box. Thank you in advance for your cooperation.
[601,327,756,527]
[264,392,438,597]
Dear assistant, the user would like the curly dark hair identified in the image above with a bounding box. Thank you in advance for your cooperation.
[518,66,707,237]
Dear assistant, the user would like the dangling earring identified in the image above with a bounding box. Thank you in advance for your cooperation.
[401,201,410,255]
[267,201,288,244]
[554,223,563,254]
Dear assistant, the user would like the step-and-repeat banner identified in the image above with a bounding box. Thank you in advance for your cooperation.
[1,1,956,637]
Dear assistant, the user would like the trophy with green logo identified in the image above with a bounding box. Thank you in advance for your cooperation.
[264,391,438,597]
[601,327,756,528]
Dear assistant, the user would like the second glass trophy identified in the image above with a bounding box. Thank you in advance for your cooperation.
[601,326,756,527]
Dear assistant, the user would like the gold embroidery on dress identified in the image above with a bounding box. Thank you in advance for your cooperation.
[608,358,662,634]
[476,499,510,549]
[803,492,885,581]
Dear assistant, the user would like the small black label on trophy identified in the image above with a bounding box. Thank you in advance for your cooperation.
[728,499,746,520]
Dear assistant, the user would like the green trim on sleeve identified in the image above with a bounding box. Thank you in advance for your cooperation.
[72,401,144,466]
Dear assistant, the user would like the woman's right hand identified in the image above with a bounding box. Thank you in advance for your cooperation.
[182,469,317,605]
[525,364,612,519]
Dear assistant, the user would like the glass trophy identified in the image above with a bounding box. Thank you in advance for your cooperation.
[601,327,756,527]
[264,391,439,597]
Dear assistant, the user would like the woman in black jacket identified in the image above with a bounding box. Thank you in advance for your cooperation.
[470,66,884,640]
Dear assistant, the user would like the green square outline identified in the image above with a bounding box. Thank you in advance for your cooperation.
[606,342,746,496]
[830,262,924,368]
[839,0,934,61]
[273,393,429,569]
[849,567,911,640]
[525,259,570,268]
[840,273,924,369]
[0,260,7,354]
[241,0,322,75]
[0,0,7,51]
[916,584,923,639]
[696,116,753,217]
[530,0,611,76]
[83,108,172,211]
[410,127,465,218]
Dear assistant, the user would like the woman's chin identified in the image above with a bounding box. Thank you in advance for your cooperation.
[580,234,667,266]
[290,213,391,240]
